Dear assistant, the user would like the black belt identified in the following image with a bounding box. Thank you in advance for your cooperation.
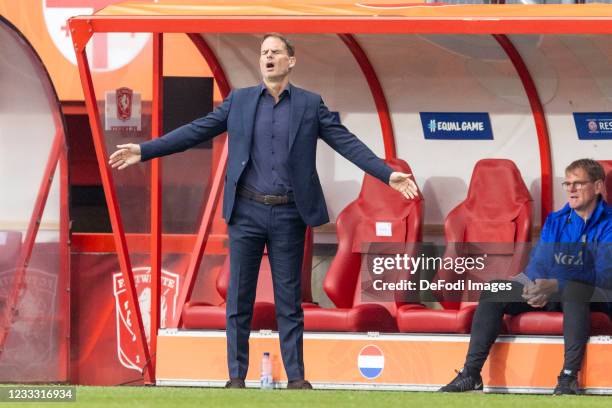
[237,187,294,205]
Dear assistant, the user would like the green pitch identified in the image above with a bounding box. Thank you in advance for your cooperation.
[5,386,612,407]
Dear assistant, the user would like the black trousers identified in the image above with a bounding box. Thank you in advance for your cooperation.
[226,196,307,381]
[465,280,605,375]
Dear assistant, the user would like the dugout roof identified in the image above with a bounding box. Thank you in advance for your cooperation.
[70,1,612,34]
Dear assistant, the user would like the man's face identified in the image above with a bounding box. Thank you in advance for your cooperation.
[259,36,295,82]
[564,167,603,212]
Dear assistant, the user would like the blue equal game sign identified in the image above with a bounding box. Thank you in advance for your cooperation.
[420,112,493,140]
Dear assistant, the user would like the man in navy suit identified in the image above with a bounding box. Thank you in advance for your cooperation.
[109,33,418,389]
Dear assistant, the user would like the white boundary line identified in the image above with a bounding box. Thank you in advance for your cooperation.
[156,379,612,395]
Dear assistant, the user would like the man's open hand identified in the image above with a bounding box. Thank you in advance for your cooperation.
[389,172,419,200]
[108,143,141,170]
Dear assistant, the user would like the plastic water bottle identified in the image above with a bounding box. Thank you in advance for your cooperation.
[260,352,273,389]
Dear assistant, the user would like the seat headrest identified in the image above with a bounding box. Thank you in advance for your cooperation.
[358,158,421,215]
[598,160,612,203]
[464,159,531,221]
[350,158,422,252]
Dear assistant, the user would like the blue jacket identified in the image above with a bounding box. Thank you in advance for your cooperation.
[139,84,393,227]
[525,198,612,290]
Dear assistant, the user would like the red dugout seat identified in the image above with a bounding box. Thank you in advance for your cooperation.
[506,159,612,336]
[599,160,612,203]
[303,158,423,332]
[397,159,532,333]
[182,228,314,330]
[507,311,612,336]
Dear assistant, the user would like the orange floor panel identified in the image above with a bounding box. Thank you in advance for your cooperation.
[156,330,612,394]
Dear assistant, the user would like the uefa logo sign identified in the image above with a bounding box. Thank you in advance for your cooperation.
[42,0,151,71]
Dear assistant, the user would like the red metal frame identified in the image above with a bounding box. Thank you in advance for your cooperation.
[338,34,396,159]
[67,11,590,381]
[187,33,230,234]
[71,16,612,36]
[0,134,70,376]
[71,232,227,254]
[0,17,70,380]
[58,139,71,380]
[73,45,153,383]
[69,11,577,224]
[168,34,233,328]
[171,146,228,328]
[149,32,163,377]
[187,34,231,96]
[0,131,62,356]
[493,34,553,222]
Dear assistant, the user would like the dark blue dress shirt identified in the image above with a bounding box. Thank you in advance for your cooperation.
[240,83,293,195]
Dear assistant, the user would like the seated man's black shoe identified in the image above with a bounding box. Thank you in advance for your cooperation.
[224,378,246,389]
[439,368,483,392]
[553,371,579,395]
[286,379,313,390]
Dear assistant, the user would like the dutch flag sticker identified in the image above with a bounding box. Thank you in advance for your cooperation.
[357,345,385,379]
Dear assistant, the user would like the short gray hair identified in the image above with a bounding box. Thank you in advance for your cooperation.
[565,159,605,182]
[262,33,295,57]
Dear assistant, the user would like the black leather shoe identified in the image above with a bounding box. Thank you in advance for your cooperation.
[224,378,246,389]
[553,372,579,395]
[286,379,313,390]
[439,368,483,392]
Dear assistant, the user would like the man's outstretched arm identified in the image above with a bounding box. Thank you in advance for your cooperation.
[317,97,418,200]
[109,91,234,170]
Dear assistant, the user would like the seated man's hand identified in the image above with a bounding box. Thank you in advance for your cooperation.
[526,294,549,308]
[109,143,141,170]
[389,172,419,200]
[522,278,558,308]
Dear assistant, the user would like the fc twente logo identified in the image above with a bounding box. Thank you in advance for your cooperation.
[116,87,133,121]
[112,267,179,373]
[0,268,57,371]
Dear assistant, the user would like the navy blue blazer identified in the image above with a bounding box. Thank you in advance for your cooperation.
[140,84,393,227]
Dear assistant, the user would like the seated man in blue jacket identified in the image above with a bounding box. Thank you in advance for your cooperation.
[440,158,612,395]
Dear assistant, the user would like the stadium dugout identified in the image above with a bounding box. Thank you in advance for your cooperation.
[4,0,604,392]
